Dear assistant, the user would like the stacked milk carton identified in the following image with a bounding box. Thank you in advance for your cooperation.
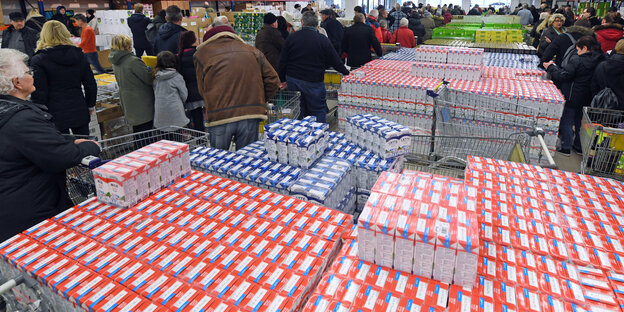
[411,63,482,81]
[289,157,356,213]
[413,46,484,66]
[264,117,329,169]
[345,114,412,159]
[357,171,479,288]
[93,140,190,208]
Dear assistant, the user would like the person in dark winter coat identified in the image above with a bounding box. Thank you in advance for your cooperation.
[277,16,290,40]
[540,24,595,67]
[408,12,426,44]
[321,9,344,54]
[128,3,154,57]
[25,8,47,33]
[279,12,349,123]
[30,21,97,135]
[255,13,285,73]
[1,12,40,58]
[563,5,575,27]
[342,13,383,68]
[538,14,566,57]
[177,31,204,132]
[51,5,77,36]
[592,40,624,110]
[544,36,605,155]
[154,5,187,54]
[468,5,481,15]
[581,7,601,28]
[593,13,624,53]
[0,49,101,242]
[389,3,408,32]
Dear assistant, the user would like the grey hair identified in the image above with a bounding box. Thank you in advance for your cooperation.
[166,5,182,22]
[0,49,29,95]
[213,16,229,26]
[353,13,365,23]
[301,11,317,27]
[369,9,379,18]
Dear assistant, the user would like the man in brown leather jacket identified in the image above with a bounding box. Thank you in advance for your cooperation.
[194,25,280,150]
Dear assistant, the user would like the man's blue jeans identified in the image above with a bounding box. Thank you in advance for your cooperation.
[208,119,260,151]
[85,52,105,74]
[560,106,582,151]
[286,75,327,123]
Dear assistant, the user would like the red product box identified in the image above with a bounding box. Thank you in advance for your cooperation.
[497,245,518,266]
[331,255,356,278]
[315,273,344,299]
[496,261,519,284]
[85,282,131,312]
[143,275,178,302]
[247,260,271,285]
[117,233,149,255]
[108,294,148,312]
[336,278,362,308]
[545,223,565,241]
[65,274,106,306]
[13,245,51,272]
[86,248,122,274]
[548,238,570,261]
[538,272,564,297]
[167,255,197,278]
[113,260,146,286]
[293,254,321,279]
[403,276,437,306]
[493,280,517,310]
[103,255,134,280]
[261,265,289,291]
[568,243,592,267]
[132,270,169,299]
[579,272,612,291]
[561,279,586,305]
[529,234,549,256]
[178,293,216,312]
[153,248,184,272]
[231,232,258,254]
[195,265,225,292]
[25,220,61,240]
[447,285,473,312]
[209,273,239,299]
[585,232,609,251]
[23,250,62,279]
[158,280,192,308]
[511,230,531,251]
[38,257,73,287]
[126,266,159,293]
[515,287,544,312]
[536,256,559,276]
[527,219,546,237]
[517,266,540,291]
[223,279,261,309]
[50,263,90,297]
[180,259,210,284]
[222,229,247,249]
[353,285,383,312]
[230,254,258,278]
[583,285,620,307]
[126,239,158,260]
[255,292,294,312]
[477,257,497,281]
[480,241,498,259]
[590,248,616,271]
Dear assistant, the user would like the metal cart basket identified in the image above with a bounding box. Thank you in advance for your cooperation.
[66,127,210,205]
[266,90,301,123]
[405,82,555,178]
[580,107,624,181]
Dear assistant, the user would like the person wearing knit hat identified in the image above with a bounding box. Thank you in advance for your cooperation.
[195,24,280,150]
[51,5,77,35]
[255,13,284,72]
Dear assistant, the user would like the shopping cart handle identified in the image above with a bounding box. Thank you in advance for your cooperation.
[427,80,449,98]
[81,156,106,169]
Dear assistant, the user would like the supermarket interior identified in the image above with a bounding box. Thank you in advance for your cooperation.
[1,0,624,311]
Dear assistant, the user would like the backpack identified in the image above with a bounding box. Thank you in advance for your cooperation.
[145,22,158,48]
[561,32,577,68]
[591,87,620,109]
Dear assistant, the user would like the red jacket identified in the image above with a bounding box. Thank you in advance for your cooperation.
[393,26,415,48]
[366,15,384,43]
[594,24,624,53]
[443,12,452,24]
[78,26,97,53]
[380,28,393,43]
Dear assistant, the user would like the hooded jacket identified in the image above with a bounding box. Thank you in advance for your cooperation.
[547,50,605,110]
[1,25,39,58]
[255,24,285,72]
[321,17,344,53]
[592,53,624,110]
[154,22,186,54]
[195,28,280,127]
[153,69,189,128]
[540,25,595,66]
[421,16,436,41]
[366,15,384,43]
[51,6,77,35]
[0,95,100,241]
[127,13,152,52]
[593,23,624,53]
[538,26,564,55]
[393,26,416,48]
[108,49,155,126]
[30,45,97,130]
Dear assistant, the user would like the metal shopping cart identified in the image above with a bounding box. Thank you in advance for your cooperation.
[66,127,210,205]
[580,107,624,181]
[266,90,301,124]
[405,81,556,178]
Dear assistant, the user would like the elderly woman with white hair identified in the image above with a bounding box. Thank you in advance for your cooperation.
[0,48,100,242]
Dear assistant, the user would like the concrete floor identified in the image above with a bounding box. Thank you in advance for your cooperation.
[553,151,583,173]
